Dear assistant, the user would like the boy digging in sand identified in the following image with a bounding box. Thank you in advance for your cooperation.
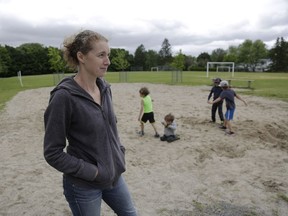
[208,80,247,135]
[160,113,180,143]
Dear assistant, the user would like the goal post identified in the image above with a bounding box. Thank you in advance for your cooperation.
[206,62,235,77]
[17,71,23,87]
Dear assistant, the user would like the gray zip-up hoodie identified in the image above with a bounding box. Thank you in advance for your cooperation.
[44,76,126,189]
[164,121,177,136]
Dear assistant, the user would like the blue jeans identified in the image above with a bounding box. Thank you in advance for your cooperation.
[63,175,137,216]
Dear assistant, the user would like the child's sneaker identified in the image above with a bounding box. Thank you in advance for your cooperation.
[226,131,235,135]
[154,133,160,138]
[137,131,144,136]
[219,126,227,129]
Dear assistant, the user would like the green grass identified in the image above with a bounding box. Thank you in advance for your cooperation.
[278,193,288,203]
[0,74,55,110]
[1,71,288,111]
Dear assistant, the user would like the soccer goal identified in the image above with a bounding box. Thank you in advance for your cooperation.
[151,67,159,72]
[206,62,235,77]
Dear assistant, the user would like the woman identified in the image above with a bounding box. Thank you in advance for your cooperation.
[43,30,137,216]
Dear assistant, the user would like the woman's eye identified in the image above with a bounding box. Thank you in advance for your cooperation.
[98,53,107,58]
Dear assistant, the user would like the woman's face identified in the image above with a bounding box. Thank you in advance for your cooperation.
[79,40,110,78]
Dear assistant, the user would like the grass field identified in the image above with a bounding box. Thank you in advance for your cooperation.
[1,71,288,110]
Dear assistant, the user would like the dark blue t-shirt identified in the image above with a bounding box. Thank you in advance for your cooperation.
[208,86,223,100]
[220,89,236,109]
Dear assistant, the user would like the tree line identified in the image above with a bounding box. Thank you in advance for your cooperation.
[0,37,287,77]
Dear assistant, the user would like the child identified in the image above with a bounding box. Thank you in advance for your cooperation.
[138,87,160,137]
[207,78,224,124]
[160,113,179,143]
[208,80,247,135]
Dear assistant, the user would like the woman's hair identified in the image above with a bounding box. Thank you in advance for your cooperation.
[62,30,108,69]
[139,87,150,96]
[164,113,174,122]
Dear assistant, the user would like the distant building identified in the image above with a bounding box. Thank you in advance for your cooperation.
[257,58,272,71]
[235,59,272,72]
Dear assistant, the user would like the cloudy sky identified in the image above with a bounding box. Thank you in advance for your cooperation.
[0,0,287,56]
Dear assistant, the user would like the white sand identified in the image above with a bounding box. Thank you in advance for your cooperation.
[0,83,288,216]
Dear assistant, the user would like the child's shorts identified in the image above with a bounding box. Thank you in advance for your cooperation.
[225,108,235,120]
[141,112,155,123]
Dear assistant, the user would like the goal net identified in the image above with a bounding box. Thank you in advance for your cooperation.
[206,62,235,77]
[216,66,231,72]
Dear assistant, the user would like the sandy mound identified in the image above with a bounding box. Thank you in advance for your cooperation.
[0,83,287,216]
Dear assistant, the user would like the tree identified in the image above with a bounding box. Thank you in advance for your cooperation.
[269,37,288,72]
[197,52,211,68]
[158,38,173,66]
[171,49,185,70]
[134,44,146,70]
[111,49,130,71]
[0,45,11,77]
[145,50,159,70]
[250,40,268,71]
[185,55,197,71]
[238,39,268,71]
[211,48,226,62]
[5,45,23,75]
[47,47,66,73]
[223,45,239,63]
[15,43,50,75]
[238,39,253,70]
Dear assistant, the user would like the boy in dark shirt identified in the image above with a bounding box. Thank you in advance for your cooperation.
[207,78,224,124]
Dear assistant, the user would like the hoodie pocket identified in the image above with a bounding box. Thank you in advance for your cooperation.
[95,160,112,183]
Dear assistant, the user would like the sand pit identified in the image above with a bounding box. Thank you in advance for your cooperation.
[0,83,288,216]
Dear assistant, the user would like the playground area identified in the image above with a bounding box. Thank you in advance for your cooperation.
[0,83,288,215]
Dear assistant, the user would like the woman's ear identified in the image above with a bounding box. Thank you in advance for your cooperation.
[77,51,85,64]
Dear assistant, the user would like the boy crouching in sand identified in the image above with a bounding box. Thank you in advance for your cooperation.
[160,113,180,142]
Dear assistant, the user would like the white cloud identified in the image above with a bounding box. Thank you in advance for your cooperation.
[0,0,287,56]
